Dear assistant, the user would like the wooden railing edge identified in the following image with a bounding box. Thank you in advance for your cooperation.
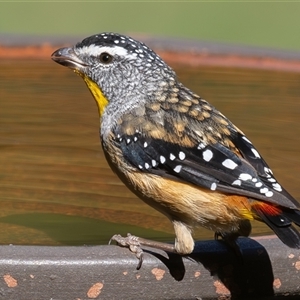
[0,236,299,299]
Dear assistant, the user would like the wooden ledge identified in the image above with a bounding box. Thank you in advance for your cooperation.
[0,236,299,299]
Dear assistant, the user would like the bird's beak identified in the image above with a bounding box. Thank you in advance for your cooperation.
[51,47,89,71]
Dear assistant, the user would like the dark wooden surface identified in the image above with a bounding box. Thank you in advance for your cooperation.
[0,236,299,299]
[1,61,300,248]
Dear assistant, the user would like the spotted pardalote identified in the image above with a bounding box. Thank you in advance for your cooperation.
[52,32,300,268]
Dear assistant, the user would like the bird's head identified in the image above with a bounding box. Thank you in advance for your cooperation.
[51,32,176,119]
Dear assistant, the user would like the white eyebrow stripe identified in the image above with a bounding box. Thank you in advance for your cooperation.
[76,45,137,59]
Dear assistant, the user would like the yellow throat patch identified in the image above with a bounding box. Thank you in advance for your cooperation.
[74,70,109,117]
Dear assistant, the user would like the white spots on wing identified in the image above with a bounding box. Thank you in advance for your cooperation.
[116,133,123,142]
[197,143,206,150]
[272,183,282,192]
[134,136,138,142]
[170,153,176,161]
[173,165,182,173]
[264,167,273,175]
[143,141,148,148]
[260,187,269,194]
[152,160,157,167]
[145,163,150,169]
[265,191,274,197]
[202,149,213,162]
[257,186,274,197]
[126,138,131,144]
[252,178,258,182]
[210,183,217,191]
[251,148,261,158]
[114,40,119,44]
[255,182,263,188]
[138,165,143,169]
[232,179,242,186]
[160,155,166,164]
[222,159,238,170]
[239,173,252,181]
[242,136,252,144]
[263,167,278,186]
[179,151,186,160]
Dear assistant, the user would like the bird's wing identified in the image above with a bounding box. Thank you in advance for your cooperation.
[113,105,299,210]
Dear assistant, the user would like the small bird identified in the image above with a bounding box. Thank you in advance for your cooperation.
[52,32,300,268]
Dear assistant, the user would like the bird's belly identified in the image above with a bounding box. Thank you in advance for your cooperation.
[124,170,253,232]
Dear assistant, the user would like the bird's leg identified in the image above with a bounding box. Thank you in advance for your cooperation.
[215,220,251,259]
[215,231,243,260]
[109,233,176,269]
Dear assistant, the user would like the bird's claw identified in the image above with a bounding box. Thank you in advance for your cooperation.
[109,233,144,269]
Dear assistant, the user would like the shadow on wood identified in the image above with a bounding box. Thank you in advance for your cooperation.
[147,238,274,299]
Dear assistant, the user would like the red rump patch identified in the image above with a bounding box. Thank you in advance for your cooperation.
[252,202,282,216]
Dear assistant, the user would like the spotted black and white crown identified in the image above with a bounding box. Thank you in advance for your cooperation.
[76,32,166,66]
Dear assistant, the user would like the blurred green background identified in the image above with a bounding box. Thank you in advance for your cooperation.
[1,2,300,51]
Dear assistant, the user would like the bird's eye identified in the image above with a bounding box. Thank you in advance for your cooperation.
[99,52,113,64]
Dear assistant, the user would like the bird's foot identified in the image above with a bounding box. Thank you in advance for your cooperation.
[109,233,144,269]
[109,233,177,269]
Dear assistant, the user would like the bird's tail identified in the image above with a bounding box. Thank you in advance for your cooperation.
[252,202,300,249]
